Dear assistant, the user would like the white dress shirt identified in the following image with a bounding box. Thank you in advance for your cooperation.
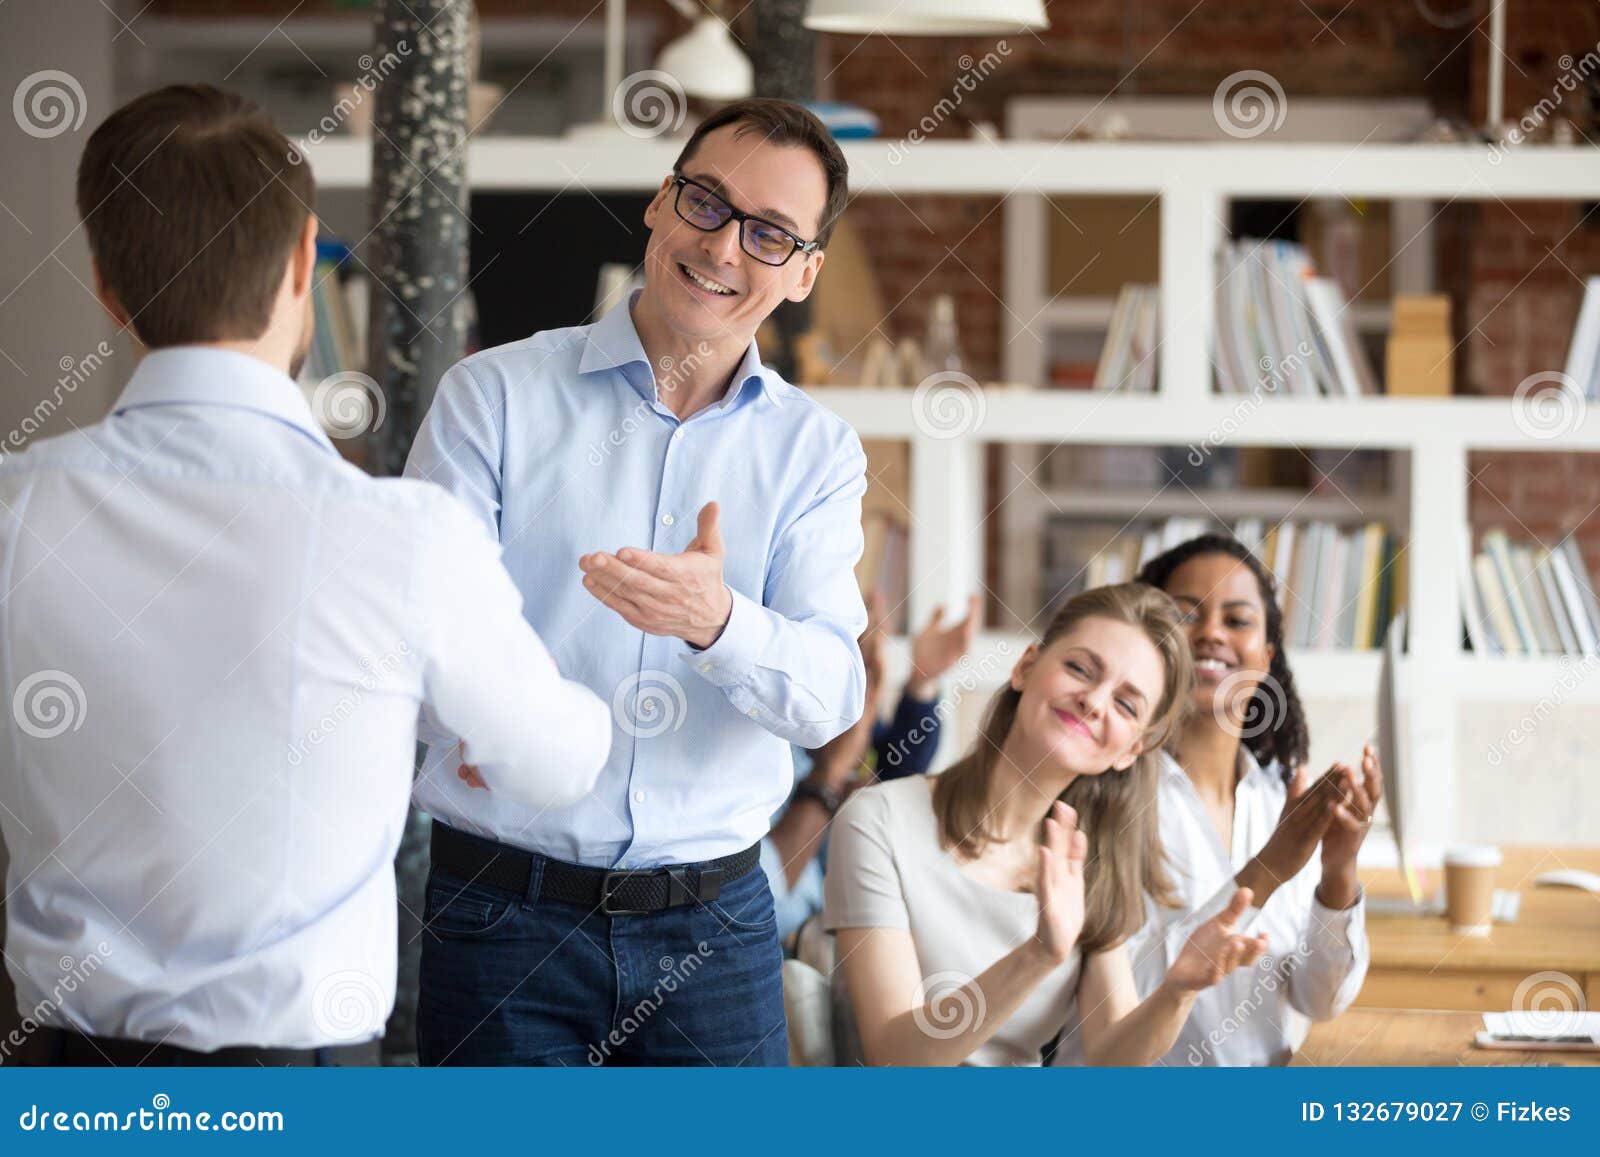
[405,294,868,868]
[0,347,610,1051]
[1124,749,1369,1066]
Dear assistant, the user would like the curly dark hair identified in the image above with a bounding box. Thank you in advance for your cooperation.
[1135,533,1309,775]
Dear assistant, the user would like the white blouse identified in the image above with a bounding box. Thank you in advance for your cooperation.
[1124,748,1369,1066]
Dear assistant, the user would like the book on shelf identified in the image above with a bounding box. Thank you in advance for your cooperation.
[1565,275,1600,399]
[1213,238,1379,398]
[1091,284,1159,392]
[1041,513,1401,650]
[298,239,368,386]
[858,511,910,634]
[1463,530,1600,657]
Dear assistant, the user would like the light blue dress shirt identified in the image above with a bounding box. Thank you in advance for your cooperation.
[0,348,609,1049]
[405,294,869,868]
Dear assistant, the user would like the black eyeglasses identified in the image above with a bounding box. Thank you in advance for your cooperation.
[670,173,819,267]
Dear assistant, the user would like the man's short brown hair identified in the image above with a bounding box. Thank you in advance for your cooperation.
[673,98,849,249]
[75,84,314,348]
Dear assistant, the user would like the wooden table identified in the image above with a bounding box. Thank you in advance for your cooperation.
[1356,846,1600,1011]
[1295,1008,1600,1066]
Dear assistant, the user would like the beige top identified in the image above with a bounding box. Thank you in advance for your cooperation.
[823,775,1083,1067]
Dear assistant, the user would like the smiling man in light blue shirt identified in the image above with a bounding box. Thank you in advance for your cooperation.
[405,98,867,1066]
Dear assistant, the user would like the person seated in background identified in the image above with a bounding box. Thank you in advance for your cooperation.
[824,583,1270,1067]
[761,592,980,945]
[1121,533,1380,1066]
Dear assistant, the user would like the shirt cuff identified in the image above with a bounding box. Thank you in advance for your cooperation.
[684,586,775,691]
[1307,886,1367,956]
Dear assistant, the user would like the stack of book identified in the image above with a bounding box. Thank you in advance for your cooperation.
[1214,238,1379,398]
[1565,276,1600,399]
[858,512,910,633]
[1091,284,1159,392]
[1042,515,1403,650]
[1460,530,1600,657]
[298,240,368,385]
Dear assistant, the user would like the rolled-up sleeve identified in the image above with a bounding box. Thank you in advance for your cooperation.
[687,429,868,749]
[1285,889,1369,1022]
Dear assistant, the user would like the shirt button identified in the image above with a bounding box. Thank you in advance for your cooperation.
[633,789,646,804]
[672,428,684,440]
[698,662,711,673]
[661,513,675,526]
[746,707,758,718]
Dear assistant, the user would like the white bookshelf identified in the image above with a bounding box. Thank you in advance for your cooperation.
[302,133,1600,846]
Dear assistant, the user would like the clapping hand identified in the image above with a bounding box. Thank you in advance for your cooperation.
[1164,887,1270,993]
[1320,743,1383,872]
[908,594,980,698]
[1033,801,1089,966]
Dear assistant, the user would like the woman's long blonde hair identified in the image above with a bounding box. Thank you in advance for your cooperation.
[931,583,1194,952]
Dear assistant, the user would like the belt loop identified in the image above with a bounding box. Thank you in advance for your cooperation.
[523,851,546,907]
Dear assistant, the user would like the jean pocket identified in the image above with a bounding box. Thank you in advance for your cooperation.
[705,880,778,934]
[424,878,520,939]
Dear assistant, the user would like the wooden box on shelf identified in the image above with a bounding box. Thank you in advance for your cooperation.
[1386,294,1453,397]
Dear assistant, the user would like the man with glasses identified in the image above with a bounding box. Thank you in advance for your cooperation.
[405,98,867,1066]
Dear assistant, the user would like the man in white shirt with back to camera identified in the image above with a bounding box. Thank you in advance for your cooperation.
[0,84,610,1067]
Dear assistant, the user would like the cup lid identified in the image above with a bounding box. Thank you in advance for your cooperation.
[1444,843,1502,867]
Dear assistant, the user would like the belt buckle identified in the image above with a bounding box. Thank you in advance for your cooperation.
[600,869,657,916]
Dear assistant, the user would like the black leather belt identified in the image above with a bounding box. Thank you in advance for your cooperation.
[429,820,761,917]
[16,1026,369,1067]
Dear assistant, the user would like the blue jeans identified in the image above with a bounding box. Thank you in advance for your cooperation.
[415,853,787,1066]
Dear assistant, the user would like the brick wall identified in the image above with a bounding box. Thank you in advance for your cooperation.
[814,1,1600,585]
[146,0,1600,577]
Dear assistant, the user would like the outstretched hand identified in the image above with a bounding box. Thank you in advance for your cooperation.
[579,501,733,648]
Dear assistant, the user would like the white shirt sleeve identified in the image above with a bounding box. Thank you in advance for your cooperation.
[1277,864,1370,1022]
[415,491,611,810]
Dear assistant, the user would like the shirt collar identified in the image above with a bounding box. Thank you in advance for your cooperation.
[113,347,338,456]
[577,290,778,411]
[1159,745,1282,790]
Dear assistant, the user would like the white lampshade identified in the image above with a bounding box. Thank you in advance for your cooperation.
[656,14,754,102]
[804,0,1048,35]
